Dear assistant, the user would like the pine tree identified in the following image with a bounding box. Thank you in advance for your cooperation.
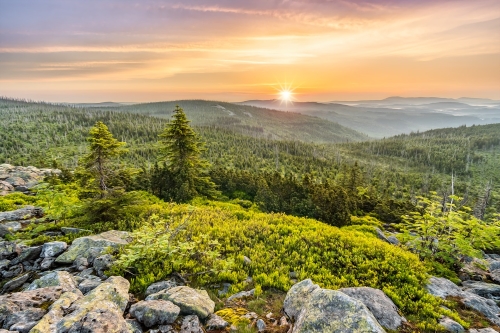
[81,121,127,196]
[157,106,218,202]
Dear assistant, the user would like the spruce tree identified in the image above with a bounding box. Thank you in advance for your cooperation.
[81,121,127,196]
[157,106,218,202]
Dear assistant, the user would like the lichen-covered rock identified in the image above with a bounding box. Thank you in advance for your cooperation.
[55,276,131,332]
[491,270,500,284]
[78,279,102,294]
[283,279,320,320]
[9,246,42,265]
[145,279,178,296]
[93,254,114,278]
[255,319,266,332]
[339,287,405,330]
[55,230,130,264]
[27,271,78,292]
[180,315,203,333]
[205,314,229,331]
[0,299,20,327]
[126,319,143,333]
[227,289,255,301]
[130,300,180,328]
[1,273,33,294]
[284,280,385,333]
[438,317,464,333]
[426,277,463,298]
[0,241,19,260]
[2,308,46,333]
[146,286,215,319]
[41,241,67,258]
[30,291,82,333]
[0,286,64,310]
[469,329,499,333]
[0,206,44,223]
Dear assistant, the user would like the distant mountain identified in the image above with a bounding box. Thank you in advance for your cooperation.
[239,98,500,138]
[111,100,369,143]
[72,102,126,108]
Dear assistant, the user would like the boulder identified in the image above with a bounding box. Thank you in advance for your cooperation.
[1,273,32,294]
[180,315,203,333]
[78,279,102,294]
[283,279,320,320]
[55,230,130,264]
[284,281,385,333]
[60,227,90,235]
[489,260,500,271]
[0,242,19,260]
[462,281,500,300]
[126,319,143,333]
[426,277,463,298]
[256,319,266,332]
[0,286,64,310]
[438,317,464,333]
[205,314,229,331]
[40,257,56,271]
[145,279,178,296]
[2,308,46,333]
[491,270,500,284]
[0,206,43,223]
[387,236,400,245]
[339,287,405,330]
[375,228,390,243]
[55,276,131,332]
[146,286,215,319]
[40,241,67,258]
[130,300,180,328]
[93,254,114,278]
[9,246,42,265]
[30,291,83,333]
[27,271,78,292]
[469,329,499,333]
[461,292,500,326]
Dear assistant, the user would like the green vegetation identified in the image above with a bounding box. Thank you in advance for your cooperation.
[1,97,500,331]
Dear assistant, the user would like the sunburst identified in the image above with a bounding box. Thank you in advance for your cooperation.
[274,81,297,106]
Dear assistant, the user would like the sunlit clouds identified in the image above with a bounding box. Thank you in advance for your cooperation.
[0,0,499,102]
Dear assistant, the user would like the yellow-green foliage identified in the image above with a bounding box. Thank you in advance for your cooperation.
[0,192,37,212]
[215,308,249,326]
[112,200,455,328]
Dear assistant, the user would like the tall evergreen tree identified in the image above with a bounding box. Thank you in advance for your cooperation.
[81,121,127,196]
[157,106,218,202]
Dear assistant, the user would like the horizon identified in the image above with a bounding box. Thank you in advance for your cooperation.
[1,0,499,102]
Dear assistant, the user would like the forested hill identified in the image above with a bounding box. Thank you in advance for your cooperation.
[104,99,369,143]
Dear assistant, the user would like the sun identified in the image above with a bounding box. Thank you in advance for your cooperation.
[275,81,297,106]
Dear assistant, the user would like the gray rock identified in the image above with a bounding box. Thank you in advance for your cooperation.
[86,247,107,265]
[426,277,463,298]
[243,256,252,265]
[284,281,385,333]
[78,279,102,294]
[2,264,23,279]
[491,270,500,284]
[73,257,88,271]
[180,315,203,333]
[2,308,45,333]
[339,287,405,330]
[0,225,12,238]
[0,242,19,260]
[283,279,320,320]
[0,206,43,223]
[469,329,499,333]
[40,257,55,271]
[55,276,131,332]
[27,271,78,292]
[256,319,266,332]
[438,317,464,333]
[55,230,130,264]
[461,292,500,326]
[130,300,180,328]
[0,259,10,270]
[41,241,67,258]
[489,260,500,271]
[126,319,143,333]
[0,286,64,310]
[9,246,42,265]
[93,254,114,278]
[30,291,83,333]
[158,325,177,333]
[146,286,215,319]
[1,273,32,294]
[145,279,178,296]
[462,281,500,300]
[375,228,390,243]
[60,227,90,235]
[1,222,21,234]
[205,314,229,331]
[0,299,20,328]
[387,236,400,245]
[227,289,255,301]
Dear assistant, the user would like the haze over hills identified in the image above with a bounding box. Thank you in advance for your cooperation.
[240,97,500,138]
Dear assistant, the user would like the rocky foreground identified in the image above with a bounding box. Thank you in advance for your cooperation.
[0,164,61,196]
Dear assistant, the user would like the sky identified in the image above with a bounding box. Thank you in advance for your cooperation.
[0,0,499,103]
